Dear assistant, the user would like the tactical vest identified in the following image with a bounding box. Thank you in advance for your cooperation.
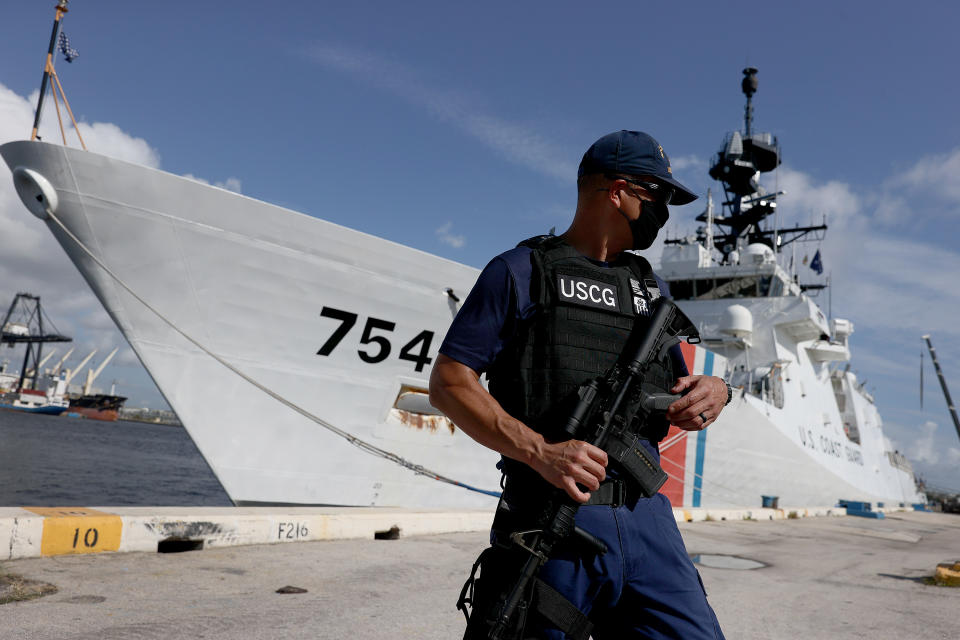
[487,235,677,449]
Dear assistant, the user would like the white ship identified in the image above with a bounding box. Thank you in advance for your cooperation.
[654,73,921,509]
[0,11,924,509]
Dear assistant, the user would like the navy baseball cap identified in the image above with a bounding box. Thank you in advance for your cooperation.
[578,130,698,205]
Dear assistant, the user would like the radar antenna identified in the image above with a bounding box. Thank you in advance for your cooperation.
[666,67,826,263]
[742,67,758,137]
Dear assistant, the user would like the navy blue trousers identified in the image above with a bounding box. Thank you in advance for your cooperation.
[515,493,725,639]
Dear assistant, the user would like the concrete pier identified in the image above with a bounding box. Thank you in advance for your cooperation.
[1,509,958,639]
[0,505,849,561]
[0,506,498,560]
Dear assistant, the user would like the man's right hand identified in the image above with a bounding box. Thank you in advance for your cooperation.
[530,440,608,504]
[429,354,608,504]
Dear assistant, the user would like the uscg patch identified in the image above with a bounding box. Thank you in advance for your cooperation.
[556,274,619,312]
[630,278,652,316]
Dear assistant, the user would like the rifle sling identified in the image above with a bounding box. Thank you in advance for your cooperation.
[583,478,626,507]
[532,578,593,640]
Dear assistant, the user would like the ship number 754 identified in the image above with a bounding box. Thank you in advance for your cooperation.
[317,306,434,372]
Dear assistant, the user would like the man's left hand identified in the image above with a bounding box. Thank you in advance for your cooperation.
[666,375,728,431]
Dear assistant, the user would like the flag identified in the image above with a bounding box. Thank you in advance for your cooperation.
[58,32,79,63]
[810,249,823,274]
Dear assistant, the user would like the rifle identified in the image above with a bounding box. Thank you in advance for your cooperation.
[487,297,700,640]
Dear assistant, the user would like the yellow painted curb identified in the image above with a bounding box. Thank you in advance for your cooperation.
[934,561,960,587]
[23,507,122,556]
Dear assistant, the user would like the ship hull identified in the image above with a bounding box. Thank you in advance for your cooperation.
[0,141,923,508]
[70,406,120,421]
[0,403,68,415]
[69,394,126,422]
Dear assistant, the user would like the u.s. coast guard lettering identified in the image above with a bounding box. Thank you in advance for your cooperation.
[556,274,619,311]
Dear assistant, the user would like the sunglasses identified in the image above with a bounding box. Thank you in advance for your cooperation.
[620,177,675,205]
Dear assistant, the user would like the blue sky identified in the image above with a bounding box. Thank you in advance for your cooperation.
[1,1,959,490]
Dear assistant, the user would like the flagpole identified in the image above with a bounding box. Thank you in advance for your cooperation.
[827,271,832,322]
[30,0,70,141]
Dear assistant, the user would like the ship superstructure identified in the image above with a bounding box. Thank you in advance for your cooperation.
[656,69,922,507]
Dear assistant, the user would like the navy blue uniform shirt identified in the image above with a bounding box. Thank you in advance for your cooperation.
[440,245,688,377]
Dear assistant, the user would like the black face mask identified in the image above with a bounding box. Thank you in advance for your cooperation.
[623,200,670,250]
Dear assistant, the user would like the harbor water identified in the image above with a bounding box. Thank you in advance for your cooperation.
[0,410,232,506]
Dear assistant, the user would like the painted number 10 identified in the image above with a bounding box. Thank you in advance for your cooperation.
[72,527,99,548]
[317,306,435,372]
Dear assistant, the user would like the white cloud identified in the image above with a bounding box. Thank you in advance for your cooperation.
[891,147,960,206]
[182,173,243,194]
[773,166,861,229]
[670,154,705,171]
[218,177,243,193]
[308,44,576,181]
[948,447,960,466]
[77,122,160,168]
[435,221,465,248]
[908,420,941,464]
[756,156,960,339]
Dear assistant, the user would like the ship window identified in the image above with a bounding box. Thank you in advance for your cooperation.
[668,280,695,300]
[769,276,784,297]
[758,276,772,297]
[697,277,761,300]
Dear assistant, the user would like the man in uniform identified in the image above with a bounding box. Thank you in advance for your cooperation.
[429,130,729,639]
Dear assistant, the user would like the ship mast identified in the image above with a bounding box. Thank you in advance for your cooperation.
[742,67,757,137]
[29,0,86,149]
[31,1,70,141]
[667,68,827,268]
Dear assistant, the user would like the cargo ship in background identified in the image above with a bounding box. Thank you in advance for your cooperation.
[68,392,127,422]
[0,3,925,508]
[0,293,72,415]
[2,292,126,419]
[66,348,127,421]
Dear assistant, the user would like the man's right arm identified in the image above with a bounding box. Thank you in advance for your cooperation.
[429,354,607,503]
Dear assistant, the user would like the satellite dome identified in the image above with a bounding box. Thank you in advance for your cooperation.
[743,243,775,265]
[721,304,753,338]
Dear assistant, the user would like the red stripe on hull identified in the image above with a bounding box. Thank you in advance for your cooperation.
[659,426,687,506]
[658,342,698,506]
[679,341,698,373]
